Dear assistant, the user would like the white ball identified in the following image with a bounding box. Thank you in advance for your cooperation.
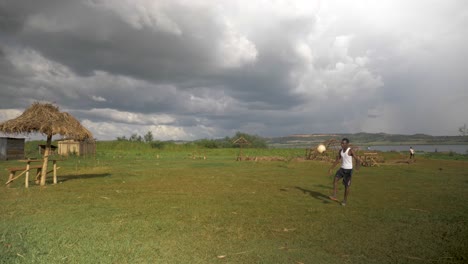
[317,144,326,153]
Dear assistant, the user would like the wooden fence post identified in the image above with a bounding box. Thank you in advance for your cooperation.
[25,162,30,188]
[53,160,57,184]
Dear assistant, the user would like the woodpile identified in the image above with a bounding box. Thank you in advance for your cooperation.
[358,152,384,167]
[305,139,341,161]
[236,156,287,161]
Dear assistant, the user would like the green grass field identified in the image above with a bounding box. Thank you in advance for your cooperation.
[1,143,467,263]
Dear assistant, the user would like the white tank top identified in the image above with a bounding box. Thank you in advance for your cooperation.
[341,148,353,169]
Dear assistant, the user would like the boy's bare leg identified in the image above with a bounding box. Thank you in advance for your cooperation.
[329,177,339,201]
[342,187,350,206]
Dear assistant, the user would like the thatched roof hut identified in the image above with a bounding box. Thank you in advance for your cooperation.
[0,103,92,140]
[0,102,93,186]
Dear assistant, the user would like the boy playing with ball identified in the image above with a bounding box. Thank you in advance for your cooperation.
[328,138,360,206]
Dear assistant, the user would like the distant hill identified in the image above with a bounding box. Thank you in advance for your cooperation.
[266,133,468,148]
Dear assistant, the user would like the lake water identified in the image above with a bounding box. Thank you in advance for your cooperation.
[364,145,468,154]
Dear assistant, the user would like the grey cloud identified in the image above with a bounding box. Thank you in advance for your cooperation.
[7,1,221,79]
[2,0,313,111]
[1,0,467,140]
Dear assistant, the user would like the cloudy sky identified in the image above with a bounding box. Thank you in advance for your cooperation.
[1,0,467,140]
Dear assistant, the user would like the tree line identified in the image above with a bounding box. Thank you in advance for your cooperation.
[116,131,267,149]
[116,131,154,143]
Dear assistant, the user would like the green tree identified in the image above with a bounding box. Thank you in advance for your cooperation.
[151,140,165,149]
[195,139,220,148]
[129,133,139,141]
[219,136,234,148]
[144,131,154,143]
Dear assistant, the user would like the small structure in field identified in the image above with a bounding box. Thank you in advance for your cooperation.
[39,144,57,156]
[0,102,93,186]
[0,137,25,160]
[58,139,96,156]
[233,136,251,161]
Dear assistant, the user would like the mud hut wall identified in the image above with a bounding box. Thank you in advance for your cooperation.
[58,140,95,156]
[81,141,96,156]
[58,140,78,155]
[0,138,6,160]
[0,137,25,160]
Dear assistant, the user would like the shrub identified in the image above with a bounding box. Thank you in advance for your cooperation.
[151,141,166,149]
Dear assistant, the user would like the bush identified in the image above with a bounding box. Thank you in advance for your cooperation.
[151,141,166,149]
[195,139,220,149]
[193,132,267,149]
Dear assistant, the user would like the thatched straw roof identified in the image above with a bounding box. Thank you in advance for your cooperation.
[0,102,93,140]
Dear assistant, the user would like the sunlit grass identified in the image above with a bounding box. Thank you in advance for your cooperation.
[1,145,467,263]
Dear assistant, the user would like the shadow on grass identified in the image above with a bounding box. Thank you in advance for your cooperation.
[58,173,111,182]
[295,186,332,204]
[5,173,112,188]
[313,184,332,190]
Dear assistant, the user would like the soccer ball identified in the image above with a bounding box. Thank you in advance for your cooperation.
[317,144,326,153]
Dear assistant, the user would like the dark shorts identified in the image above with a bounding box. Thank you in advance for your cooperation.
[335,168,353,187]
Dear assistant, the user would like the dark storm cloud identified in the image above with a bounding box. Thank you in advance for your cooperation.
[0,0,312,113]
[0,0,467,139]
[0,6,23,34]
[9,2,214,78]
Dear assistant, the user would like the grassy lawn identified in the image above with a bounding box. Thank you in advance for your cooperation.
[1,144,467,263]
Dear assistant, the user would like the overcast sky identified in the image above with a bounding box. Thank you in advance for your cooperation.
[1,0,467,140]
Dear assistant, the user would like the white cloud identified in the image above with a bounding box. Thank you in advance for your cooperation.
[217,19,258,68]
[77,108,175,126]
[0,109,22,122]
[291,34,383,102]
[81,119,195,141]
[148,124,190,140]
[91,95,107,102]
[7,47,72,80]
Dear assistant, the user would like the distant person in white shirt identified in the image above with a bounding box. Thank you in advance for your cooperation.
[328,138,361,206]
[409,147,415,159]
